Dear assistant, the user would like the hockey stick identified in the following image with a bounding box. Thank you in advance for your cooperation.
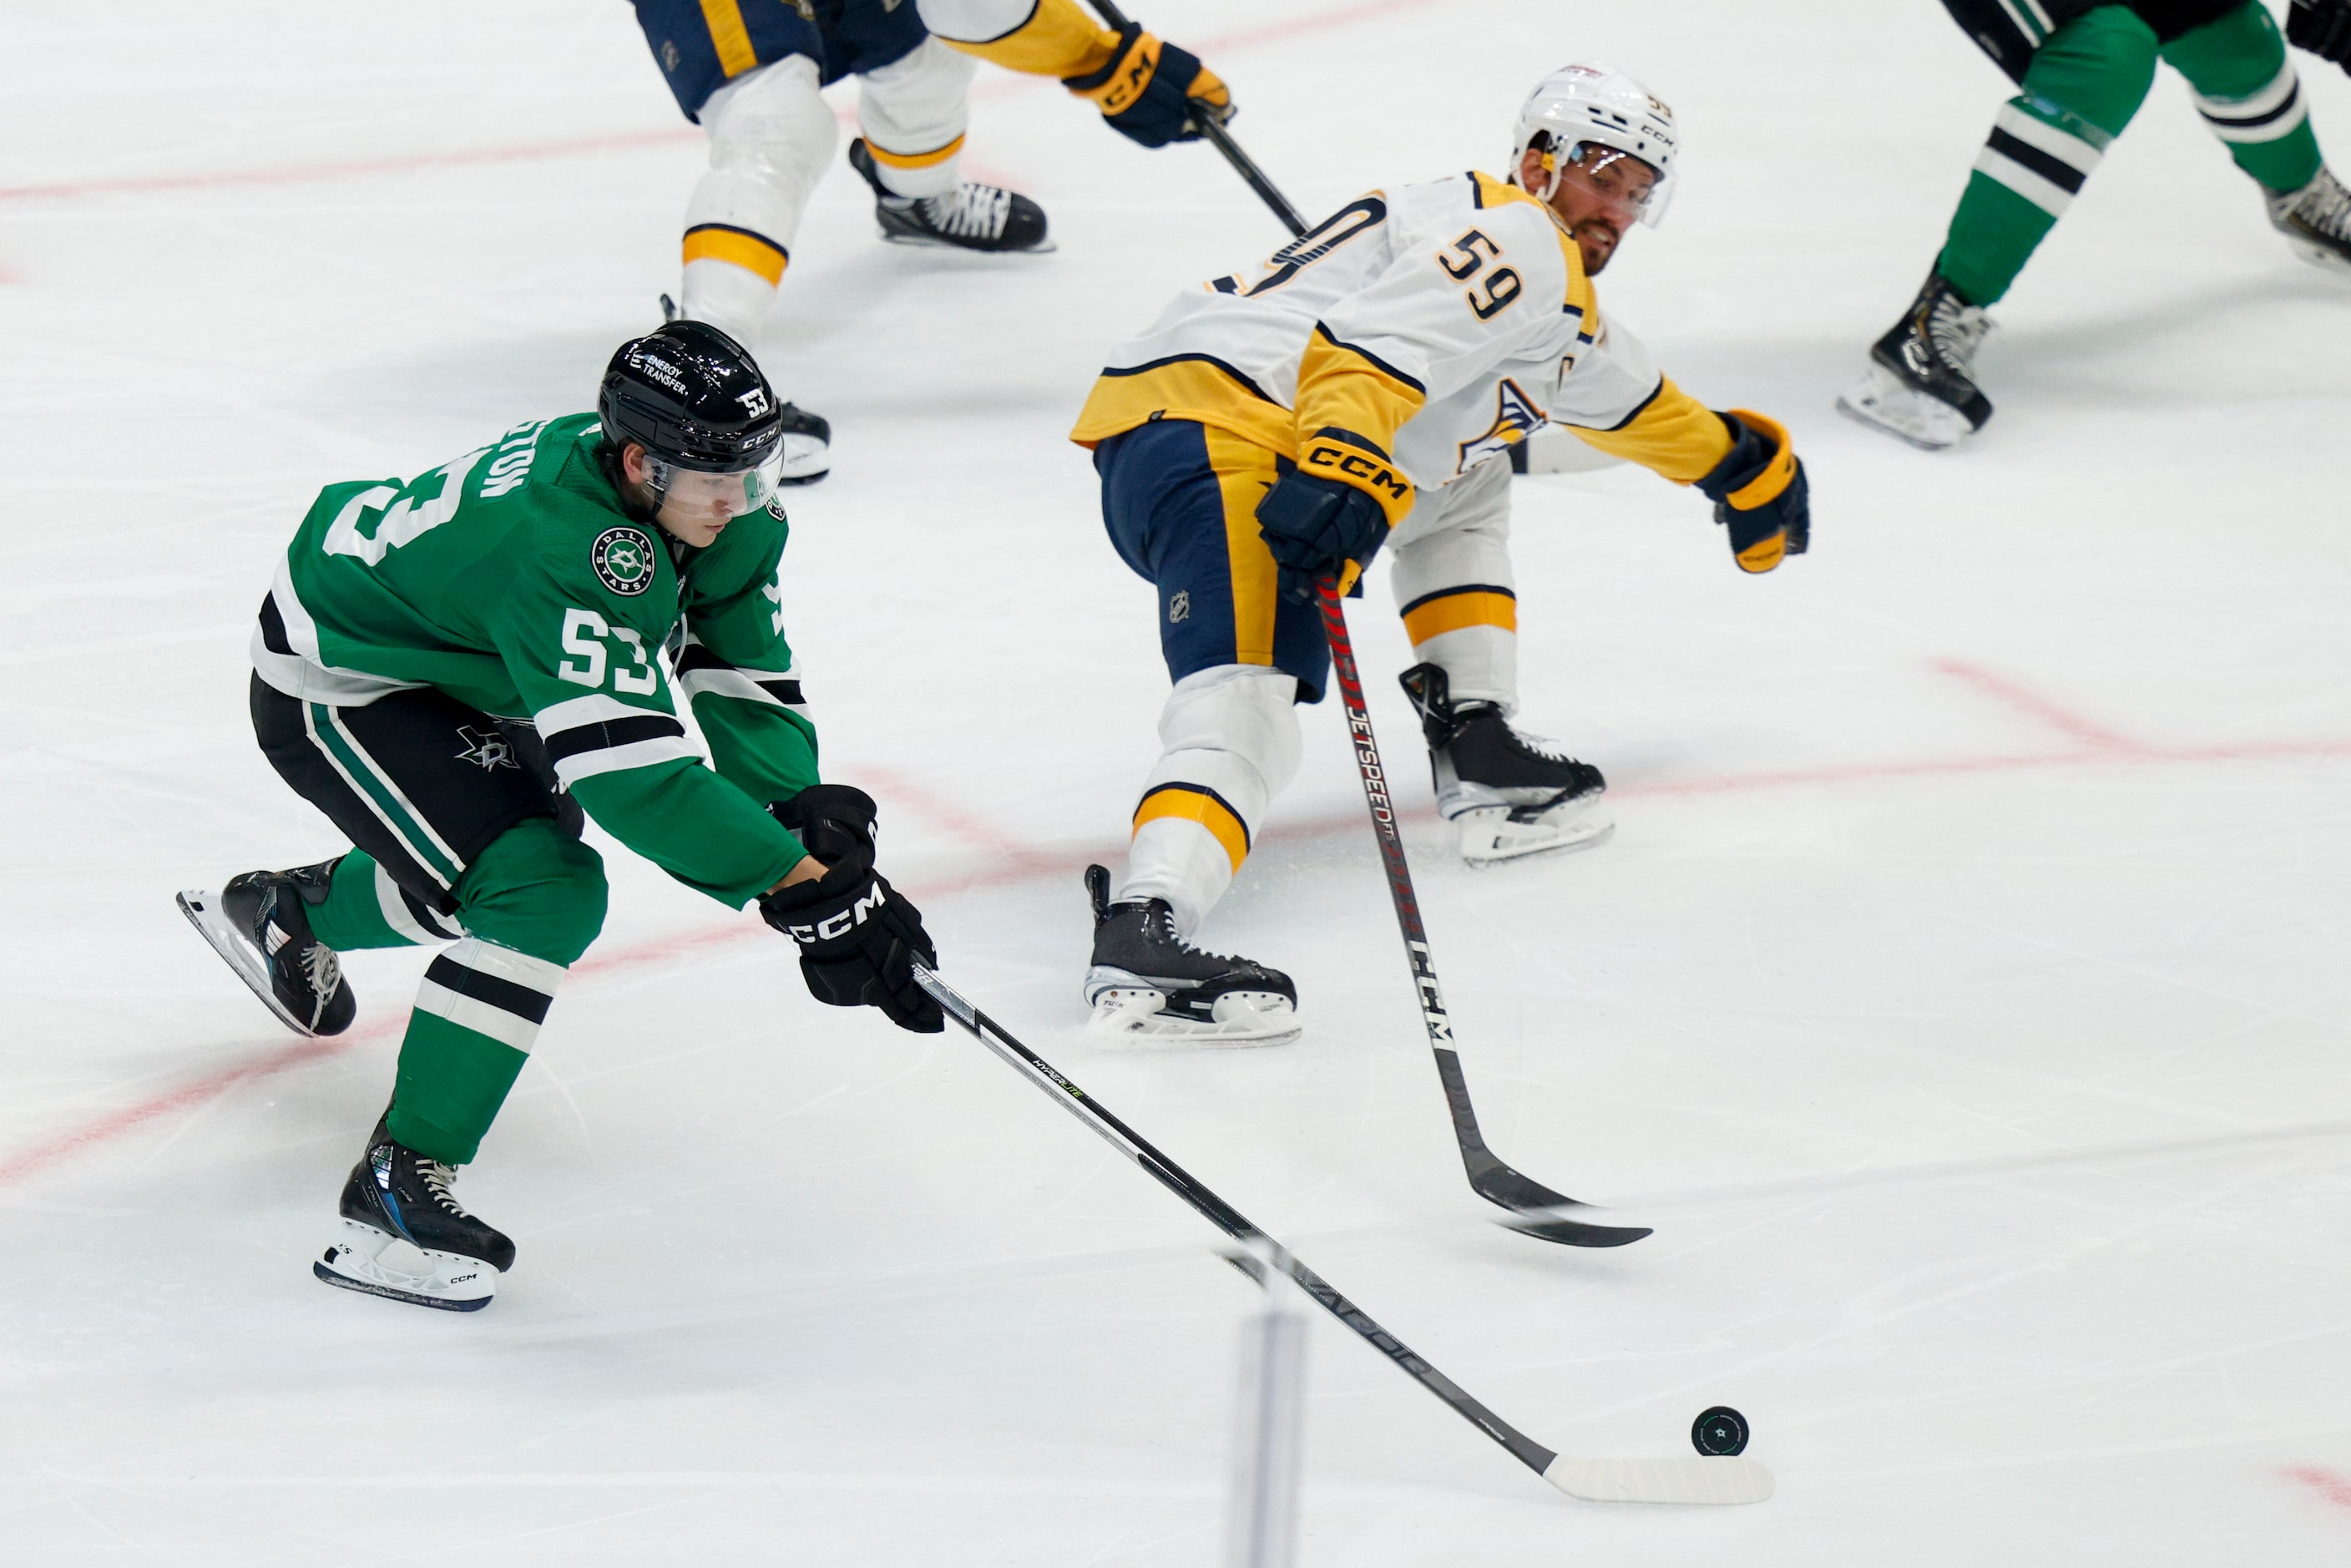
[1081,0,1311,238]
[910,963,1771,1506]
[1317,581,1651,1248]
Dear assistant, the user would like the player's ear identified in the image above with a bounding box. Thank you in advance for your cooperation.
[619,443,649,484]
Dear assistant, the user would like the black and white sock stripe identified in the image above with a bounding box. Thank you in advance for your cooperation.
[413,938,564,1053]
[2194,63,2306,145]
[533,693,700,787]
[1974,100,2106,217]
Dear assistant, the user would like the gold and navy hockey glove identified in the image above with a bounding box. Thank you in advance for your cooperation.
[1256,431,1403,605]
[1062,22,1233,149]
[2290,0,2351,72]
[1695,409,1808,574]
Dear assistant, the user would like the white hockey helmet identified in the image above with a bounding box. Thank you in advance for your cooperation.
[1510,63,1679,226]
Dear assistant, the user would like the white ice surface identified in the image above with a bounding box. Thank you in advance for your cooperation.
[5,1,2351,1560]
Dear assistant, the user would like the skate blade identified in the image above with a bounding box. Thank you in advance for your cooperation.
[1833,366,1975,451]
[315,1220,498,1312]
[876,227,1058,256]
[175,888,320,1039]
[1454,807,1615,867]
[2286,237,2351,278]
[1085,989,1302,1048]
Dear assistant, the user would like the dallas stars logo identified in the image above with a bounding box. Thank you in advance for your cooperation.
[592,525,658,597]
[455,726,518,771]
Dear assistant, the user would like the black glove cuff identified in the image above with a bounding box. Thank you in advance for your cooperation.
[1693,412,1770,506]
[772,782,878,861]
[758,839,877,923]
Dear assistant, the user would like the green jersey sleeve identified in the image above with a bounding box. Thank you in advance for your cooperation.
[488,508,806,907]
[670,504,821,811]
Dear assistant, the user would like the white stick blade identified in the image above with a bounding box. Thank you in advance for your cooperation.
[1542,1454,1774,1505]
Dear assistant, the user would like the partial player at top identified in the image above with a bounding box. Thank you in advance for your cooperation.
[1067,63,1812,1044]
[630,0,1237,483]
[1841,0,2351,449]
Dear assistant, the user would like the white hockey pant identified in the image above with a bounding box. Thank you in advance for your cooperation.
[680,55,837,344]
[1117,665,1302,937]
[856,38,978,199]
[1388,455,1519,714]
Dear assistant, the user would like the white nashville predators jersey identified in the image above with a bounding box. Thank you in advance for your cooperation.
[1072,170,1729,509]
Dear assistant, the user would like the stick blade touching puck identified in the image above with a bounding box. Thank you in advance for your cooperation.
[1691,1405,1751,1456]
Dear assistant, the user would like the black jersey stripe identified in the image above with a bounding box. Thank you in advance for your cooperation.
[1984,127,2087,195]
[541,713,687,764]
[1097,352,1281,405]
[1311,322,1427,395]
[424,954,554,1024]
[1565,375,1666,434]
[258,593,294,656]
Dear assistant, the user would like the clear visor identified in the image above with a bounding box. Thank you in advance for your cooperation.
[646,450,785,518]
[1557,144,1671,227]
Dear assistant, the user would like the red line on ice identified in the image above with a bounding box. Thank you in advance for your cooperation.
[7,721,2350,1191]
[2283,1465,2351,1512]
[1930,657,2144,753]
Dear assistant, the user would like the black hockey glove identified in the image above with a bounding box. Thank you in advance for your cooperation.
[1256,432,1402,605]
[761,786,943,1034]
[2289,0,2351,70]
[1695,409,1809,574]
[1063,22,1234,149]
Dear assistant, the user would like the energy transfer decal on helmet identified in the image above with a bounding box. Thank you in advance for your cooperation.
[592,526,660,597]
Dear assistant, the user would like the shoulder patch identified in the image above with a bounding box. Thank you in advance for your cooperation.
[591,525,659,597]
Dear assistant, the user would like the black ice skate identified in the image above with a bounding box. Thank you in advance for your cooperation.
[1837,268,1995,450]
[1082,865,1298,1045]
[176,862,356,1037]
[315,1119,514,1312]
[1400,664,1612,866]
[2269,167,2351,277]
[847,139,1052,255]
[658,292,831,484]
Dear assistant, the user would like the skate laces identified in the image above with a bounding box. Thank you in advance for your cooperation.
[2290,170,2351,235]
[1924,291,1991,367]
[923,183,1012,240]
[417,1160,470,1216]
[1150,904,1250,969]
[301,943,341,999]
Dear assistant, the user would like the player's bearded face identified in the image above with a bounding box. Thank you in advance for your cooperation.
[1549,149,1657,275]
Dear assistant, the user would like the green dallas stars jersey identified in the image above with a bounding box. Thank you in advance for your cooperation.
[252,412,816,906]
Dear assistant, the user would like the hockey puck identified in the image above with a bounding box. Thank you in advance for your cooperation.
[1691,1406,1750,1457]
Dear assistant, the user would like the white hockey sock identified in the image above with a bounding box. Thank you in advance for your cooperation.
[1117,665,1301,935]
[679,55,837,344]
[856,38,977,200]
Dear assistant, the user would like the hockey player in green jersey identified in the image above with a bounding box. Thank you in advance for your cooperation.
[1841,0,2351,448]
[177,321,941,1312]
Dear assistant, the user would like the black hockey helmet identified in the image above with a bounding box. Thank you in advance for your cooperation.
[598,320,785,474]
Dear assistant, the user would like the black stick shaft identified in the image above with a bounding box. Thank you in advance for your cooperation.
[1077,0,1310,237]
[1315,586,1651,1247]
[913,964,1557,1477]
[1316,586,1498,1153]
